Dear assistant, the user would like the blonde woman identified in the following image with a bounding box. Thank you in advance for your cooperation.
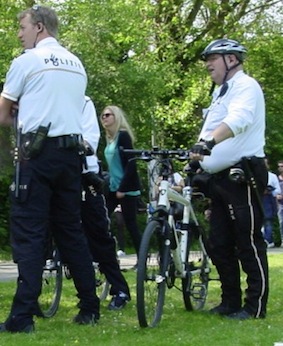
[100,106,141,262]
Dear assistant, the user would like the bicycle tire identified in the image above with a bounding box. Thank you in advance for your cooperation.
[182,224,210,311]
[39,249,63,318]
[136,219,170,328]
[93,262,110,301]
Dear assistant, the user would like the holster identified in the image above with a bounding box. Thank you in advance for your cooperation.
[21,123,51,159]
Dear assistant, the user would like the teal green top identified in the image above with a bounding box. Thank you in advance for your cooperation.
[104,138,140,196]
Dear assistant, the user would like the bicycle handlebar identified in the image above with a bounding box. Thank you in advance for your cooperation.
[120,147,191,161]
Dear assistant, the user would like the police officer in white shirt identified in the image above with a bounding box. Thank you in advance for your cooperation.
[0,6,99,333]
[81,96,130,310]
[190,39,268,320]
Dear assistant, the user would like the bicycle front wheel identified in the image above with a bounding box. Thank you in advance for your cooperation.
[182,225,210,311]
[39,248,63,318]
[136,219,170,328]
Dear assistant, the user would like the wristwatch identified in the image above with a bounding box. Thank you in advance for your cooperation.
[203,136,216,150]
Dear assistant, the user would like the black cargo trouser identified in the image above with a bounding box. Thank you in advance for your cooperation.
[7,138,99,331]
[81,189,130,297]
[207,158,269,318]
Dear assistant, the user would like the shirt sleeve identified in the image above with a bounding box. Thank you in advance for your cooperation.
[222,77,260,136]
[1,58,25,102]
[82,96,101,173]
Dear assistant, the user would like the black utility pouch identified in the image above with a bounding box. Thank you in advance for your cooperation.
[21,123,51,159]
[242,156,267,193]
[191,172,212,197]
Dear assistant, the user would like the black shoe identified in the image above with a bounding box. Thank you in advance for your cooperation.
[209,303,240,316]
[227,308,265,320]
[0,322,34,333]
[73,313,98,326]
[108,291,130,310]
[227,309,253,320]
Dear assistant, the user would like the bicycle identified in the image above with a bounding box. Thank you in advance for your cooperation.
[122,147,211,328]
[39,245,110,318]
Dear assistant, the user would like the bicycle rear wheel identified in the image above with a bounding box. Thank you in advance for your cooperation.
[136,219,170,328]
[62,262,110,301]
[93,262,110,301]
[182,224,210,311]
[39,248,63,318]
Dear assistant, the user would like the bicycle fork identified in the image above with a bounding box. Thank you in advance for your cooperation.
[168,215,188,278]
[169,186,192,278]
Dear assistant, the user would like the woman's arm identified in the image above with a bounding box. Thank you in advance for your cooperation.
[117,131,141,193]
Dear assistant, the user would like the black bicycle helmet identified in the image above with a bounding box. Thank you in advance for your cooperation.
[200,38,247,62]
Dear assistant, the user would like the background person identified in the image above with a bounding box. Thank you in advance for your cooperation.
[262,158,281,247]
[81,96,130,310]
[276,160,283,242]
[0,6,99,332]
[100,105,142,261]
[156,159,185,194]
[190,38,268,320]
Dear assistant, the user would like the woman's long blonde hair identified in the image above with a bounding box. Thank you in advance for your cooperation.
[101,105,135,143]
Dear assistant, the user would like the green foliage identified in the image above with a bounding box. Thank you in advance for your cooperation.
[58,0,169,149]
[246,32,283,169]
[272,217,282,247]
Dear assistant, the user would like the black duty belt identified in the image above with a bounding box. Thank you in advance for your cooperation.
[212,157,265,182]
[45,134,82,149]
[212,161,244,180]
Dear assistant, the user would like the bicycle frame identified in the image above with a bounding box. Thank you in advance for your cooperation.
[156,180,201,278]
[122,147,212,327]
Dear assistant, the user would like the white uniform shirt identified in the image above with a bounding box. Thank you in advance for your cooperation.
[199,70,265,174]
[1,37,87,136]
[82,96,100,174]
[267,172,281,197]
[169,172,183,187]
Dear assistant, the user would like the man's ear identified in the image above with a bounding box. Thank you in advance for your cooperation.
[226,54,238,65]
[37,23,44,33]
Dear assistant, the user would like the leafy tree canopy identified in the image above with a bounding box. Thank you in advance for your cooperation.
[0,0,282,196]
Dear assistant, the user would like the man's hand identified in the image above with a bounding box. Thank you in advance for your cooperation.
[190,137,216,156]
[116,191,125,199]
[190,140,212,156]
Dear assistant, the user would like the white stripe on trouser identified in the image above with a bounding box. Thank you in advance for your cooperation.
[247,184,265,317]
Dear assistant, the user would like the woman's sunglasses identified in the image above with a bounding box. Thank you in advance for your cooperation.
[101,113,114,119]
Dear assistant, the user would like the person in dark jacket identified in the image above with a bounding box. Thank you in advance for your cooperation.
[100,106,141,259]
[81,97,130,310]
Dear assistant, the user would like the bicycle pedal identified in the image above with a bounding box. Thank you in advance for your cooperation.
[155,275,165,284]
[44,259,57,270]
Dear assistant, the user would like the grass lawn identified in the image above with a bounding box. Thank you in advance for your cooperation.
[0,253,282,346]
